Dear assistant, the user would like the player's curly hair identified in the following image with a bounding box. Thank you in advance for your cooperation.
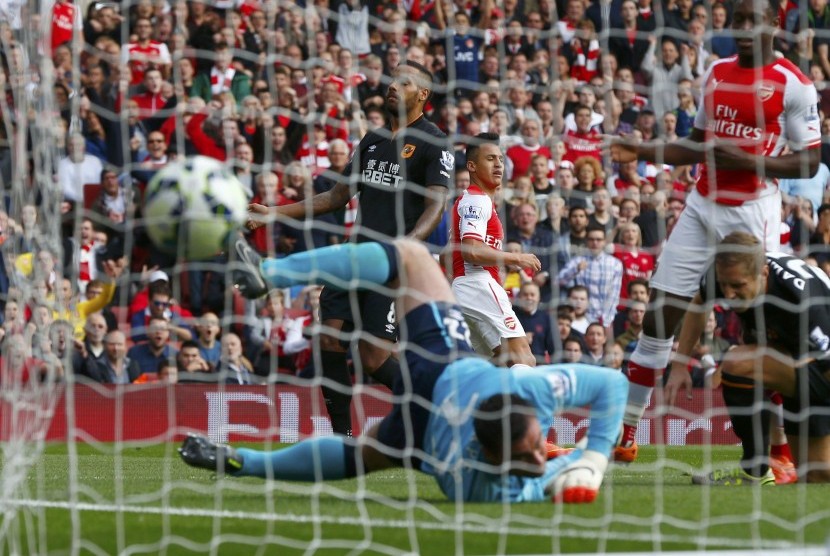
[715,232,766,276]
[473,394,534,461]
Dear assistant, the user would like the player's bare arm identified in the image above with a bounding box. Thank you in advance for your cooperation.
[406,185,449,241]
[664,293,708,406]
[246,181,352,230]
[460,238,542,272]
[712,141,820,179]
[608,128,707,166]
[717,344,810,399]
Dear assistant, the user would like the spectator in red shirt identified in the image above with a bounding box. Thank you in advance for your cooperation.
[506,119,551,181]
[612,221,654,304]
[562,105,602,164]
[130,68,168,121]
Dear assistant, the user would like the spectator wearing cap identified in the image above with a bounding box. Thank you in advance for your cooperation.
[130,282,193,343]
[128,269,193,322]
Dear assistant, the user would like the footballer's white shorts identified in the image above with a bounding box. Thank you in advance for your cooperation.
[451,275,526,355]
[651,188,781,298]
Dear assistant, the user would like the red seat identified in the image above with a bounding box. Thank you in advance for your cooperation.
[83,183,102,210]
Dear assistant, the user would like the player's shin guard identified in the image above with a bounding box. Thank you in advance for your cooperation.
[236,437,358,480]
[368,357,399,389]
[320,350,353,437]
[721,372,771,478]
[260,243,399,289]
[621,335,674,445]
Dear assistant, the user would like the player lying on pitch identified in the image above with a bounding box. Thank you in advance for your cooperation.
[179,238,628,503]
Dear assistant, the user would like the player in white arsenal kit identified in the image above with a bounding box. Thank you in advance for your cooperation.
[451,133,542,366]
[609,0,822,462]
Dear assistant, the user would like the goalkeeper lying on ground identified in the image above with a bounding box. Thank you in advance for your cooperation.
[180,238,628,503]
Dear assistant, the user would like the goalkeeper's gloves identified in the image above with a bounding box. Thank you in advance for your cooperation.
[547,449,608,504]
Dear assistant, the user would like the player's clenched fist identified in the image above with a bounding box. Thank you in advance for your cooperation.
[246,203,270,230]
[547,450,609,504]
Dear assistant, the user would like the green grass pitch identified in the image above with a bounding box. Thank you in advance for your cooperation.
[2,443,830,554]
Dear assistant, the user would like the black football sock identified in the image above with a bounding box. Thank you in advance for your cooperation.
[320,350,353,437]
[721,372,771,477]
[368,356,400,389]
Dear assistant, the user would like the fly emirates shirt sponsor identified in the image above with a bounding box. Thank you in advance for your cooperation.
[694,56,821,205]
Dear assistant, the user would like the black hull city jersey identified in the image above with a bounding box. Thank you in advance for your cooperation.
[700,253,830,368]
[342,115,453,242]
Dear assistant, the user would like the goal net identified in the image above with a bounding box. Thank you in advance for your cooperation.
[1,0,829,553]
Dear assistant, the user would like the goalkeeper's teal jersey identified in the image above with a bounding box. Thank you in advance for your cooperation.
[420,360,628,502]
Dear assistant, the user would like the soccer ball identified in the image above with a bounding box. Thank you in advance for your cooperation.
[144,156,248,260]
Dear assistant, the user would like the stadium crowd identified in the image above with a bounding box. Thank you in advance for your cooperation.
[0,0,829,385]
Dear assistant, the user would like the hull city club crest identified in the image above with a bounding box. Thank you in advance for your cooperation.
[401,144,416,158]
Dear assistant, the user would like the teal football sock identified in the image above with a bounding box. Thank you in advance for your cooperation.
[236,437,348,481]
[260,243,395,289]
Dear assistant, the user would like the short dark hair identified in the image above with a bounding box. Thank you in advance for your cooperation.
[586,223,606,237]
[149,282,172,299]
[568,205,588,218]
[568,284,589,297]
[574,104,592,115]
[466,132,501,164]
[627,278,649,295]
[180,340,200,352]
[473,394,534,460]
[818,203,830,218]
[403,59,434,88]
[564,335,583,348]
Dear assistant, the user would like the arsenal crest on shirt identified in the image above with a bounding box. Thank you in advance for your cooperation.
[756,82,775,102]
